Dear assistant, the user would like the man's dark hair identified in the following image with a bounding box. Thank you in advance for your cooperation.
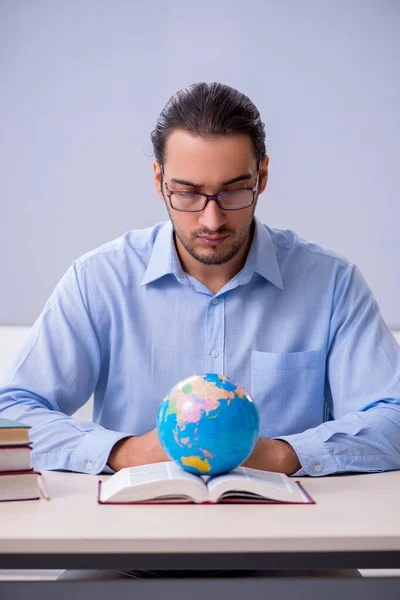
[151,82,266,166]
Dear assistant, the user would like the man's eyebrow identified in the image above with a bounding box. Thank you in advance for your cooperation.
[170,173,253,188]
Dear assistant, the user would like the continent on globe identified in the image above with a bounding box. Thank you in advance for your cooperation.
[157,373,259,476]
[181,455,212,473]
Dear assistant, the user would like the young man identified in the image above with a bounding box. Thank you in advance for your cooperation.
[0,82,399,578]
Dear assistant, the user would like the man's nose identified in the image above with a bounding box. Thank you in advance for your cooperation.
[198,199,227,232]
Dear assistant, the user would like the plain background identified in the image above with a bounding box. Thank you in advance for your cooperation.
[1,0,399,327]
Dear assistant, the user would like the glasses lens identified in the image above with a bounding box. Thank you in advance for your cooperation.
[218,190,253,209]
[171,193,206,211]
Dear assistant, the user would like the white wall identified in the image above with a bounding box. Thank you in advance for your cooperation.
[1,1,400,327]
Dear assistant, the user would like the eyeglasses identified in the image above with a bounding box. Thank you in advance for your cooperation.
[162,167,260,212]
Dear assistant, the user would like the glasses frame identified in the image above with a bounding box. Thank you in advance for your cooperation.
[162,166,261,212]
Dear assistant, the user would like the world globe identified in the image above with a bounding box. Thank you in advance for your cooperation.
[157,373,259,476]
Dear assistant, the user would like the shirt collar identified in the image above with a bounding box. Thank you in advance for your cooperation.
[140,216,283,289]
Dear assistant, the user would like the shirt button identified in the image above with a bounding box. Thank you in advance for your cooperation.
[212,298,219,305]
[211,350,219,358]
[86,461,93,470]
[314,464,321,472]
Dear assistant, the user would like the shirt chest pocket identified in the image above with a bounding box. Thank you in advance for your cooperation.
[251,349,326,436]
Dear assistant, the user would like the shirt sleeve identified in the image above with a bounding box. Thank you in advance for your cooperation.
[0,261,130,474]
[274,263,400,477]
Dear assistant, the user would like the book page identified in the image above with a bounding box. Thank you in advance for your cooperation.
[126,462,200,485]
[100,461,208,503]
[207,466,306,503]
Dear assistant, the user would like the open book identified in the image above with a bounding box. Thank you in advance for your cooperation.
[98,461,314,505]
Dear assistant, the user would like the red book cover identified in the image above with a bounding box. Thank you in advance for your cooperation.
[0,445,32,450]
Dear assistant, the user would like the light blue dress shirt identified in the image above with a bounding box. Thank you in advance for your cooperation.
[1,216,399,477]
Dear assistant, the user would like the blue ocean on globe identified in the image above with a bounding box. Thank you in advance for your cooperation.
[157,373,260,476]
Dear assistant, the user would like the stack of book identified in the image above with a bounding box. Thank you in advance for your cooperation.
[0,417,42,502]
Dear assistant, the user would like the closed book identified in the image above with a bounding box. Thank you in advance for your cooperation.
[0,445,32,472]
[98,462,315,505]
[0,418,31,446]
[0,470,41,502]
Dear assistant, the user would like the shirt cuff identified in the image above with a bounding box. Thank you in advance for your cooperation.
[272,429,338,477]
[102,464,116,474]
[70,428,131,474]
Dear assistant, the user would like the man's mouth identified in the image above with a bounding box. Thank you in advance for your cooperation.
[198,234,230,246]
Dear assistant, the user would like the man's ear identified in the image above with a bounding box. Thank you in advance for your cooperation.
[153,160,164,200]
[258,155,269,194]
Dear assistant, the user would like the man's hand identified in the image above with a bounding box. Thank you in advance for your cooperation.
[242,437,301,475]
[107,428,170,472]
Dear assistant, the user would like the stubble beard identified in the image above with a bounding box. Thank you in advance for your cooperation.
[169,211,256,267]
